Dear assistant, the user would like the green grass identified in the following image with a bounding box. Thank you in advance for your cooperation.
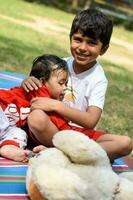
[0,0,72,74]
[0,19,69,74]
[113,26,133,42]
[97,60,133,137]
[0,0,73,23]
[0,0,132,137]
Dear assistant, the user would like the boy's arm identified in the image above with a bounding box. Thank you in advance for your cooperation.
[31,98,102,129]
[22,77,42,92]
[55,101,102,129]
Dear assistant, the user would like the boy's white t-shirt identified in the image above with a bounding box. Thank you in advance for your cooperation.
[63,57,108,127]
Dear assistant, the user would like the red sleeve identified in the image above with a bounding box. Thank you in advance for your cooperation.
[27,86,52,101]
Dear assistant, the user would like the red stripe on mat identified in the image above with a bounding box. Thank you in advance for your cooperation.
[0,195,29,199]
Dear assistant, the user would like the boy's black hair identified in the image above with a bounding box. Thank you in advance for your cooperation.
[29,54,68,81]
[70,9,113,47]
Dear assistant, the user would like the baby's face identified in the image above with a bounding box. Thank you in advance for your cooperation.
[45,69,68,101]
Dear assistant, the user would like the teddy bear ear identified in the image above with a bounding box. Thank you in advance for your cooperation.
[53,130,110,166]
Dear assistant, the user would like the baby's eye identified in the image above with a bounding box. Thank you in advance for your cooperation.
[58,81,64,85]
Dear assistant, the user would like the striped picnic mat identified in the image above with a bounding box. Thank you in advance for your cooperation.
[0,71,132,199]
[0,158,29,199]
[0,156,132,199]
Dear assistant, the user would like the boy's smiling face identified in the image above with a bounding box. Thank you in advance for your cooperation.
[70,31,108,73]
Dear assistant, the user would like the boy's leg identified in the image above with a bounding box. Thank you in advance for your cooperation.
[96,134,133,162]
[27,109,59,147]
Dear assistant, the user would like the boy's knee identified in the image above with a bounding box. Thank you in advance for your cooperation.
[121,136,133,154]
[28,109,48,131]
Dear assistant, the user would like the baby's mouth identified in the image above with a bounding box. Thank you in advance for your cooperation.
[59,94,64,101]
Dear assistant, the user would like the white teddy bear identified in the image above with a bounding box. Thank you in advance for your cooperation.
[26,130,133,200]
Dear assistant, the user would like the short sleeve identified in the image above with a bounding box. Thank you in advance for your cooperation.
[88,78,108,110]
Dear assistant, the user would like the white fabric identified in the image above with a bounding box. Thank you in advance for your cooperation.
[63,57,108,127]
[0,106,9,134]
[0,106,27,148]
[63,56,108,111]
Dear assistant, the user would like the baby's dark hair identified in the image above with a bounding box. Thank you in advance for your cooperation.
[70,9,113,47]
[29,54,68,81]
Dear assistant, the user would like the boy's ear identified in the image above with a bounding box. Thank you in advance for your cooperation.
[100,45,109,55]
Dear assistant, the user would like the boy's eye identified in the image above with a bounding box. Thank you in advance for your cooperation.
[88,39,97,45]
[73,36,82,42]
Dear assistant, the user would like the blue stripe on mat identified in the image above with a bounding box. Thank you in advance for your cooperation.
[0,71,27,89]
[0,166,28,176]
[0,183,27,194]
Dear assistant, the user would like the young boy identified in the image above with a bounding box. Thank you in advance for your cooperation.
[22,9,132,162]
[0,54,68,162]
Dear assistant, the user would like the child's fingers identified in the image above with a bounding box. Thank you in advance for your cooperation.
[22,77,42,92]
[30,77,42,89]
[33,145,46,154]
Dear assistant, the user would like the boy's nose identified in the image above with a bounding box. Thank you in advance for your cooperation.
[79,42,88,51]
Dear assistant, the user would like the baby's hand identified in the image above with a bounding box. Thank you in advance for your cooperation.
[22,76,42,92]
[33,145,46,154]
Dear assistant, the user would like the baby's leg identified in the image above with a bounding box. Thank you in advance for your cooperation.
[0,145,30,162]
[0,126,29,162]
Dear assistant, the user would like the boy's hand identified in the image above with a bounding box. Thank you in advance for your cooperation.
[22,76,42,92]
[30,97,58,112]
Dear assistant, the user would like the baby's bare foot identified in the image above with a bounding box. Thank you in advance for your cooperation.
[0,145,30,162]
[33,145,46,154]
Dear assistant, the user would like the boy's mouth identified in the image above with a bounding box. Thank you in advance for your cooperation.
[76,54,88,61]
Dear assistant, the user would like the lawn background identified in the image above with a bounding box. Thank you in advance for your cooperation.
[0,0,133,137]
